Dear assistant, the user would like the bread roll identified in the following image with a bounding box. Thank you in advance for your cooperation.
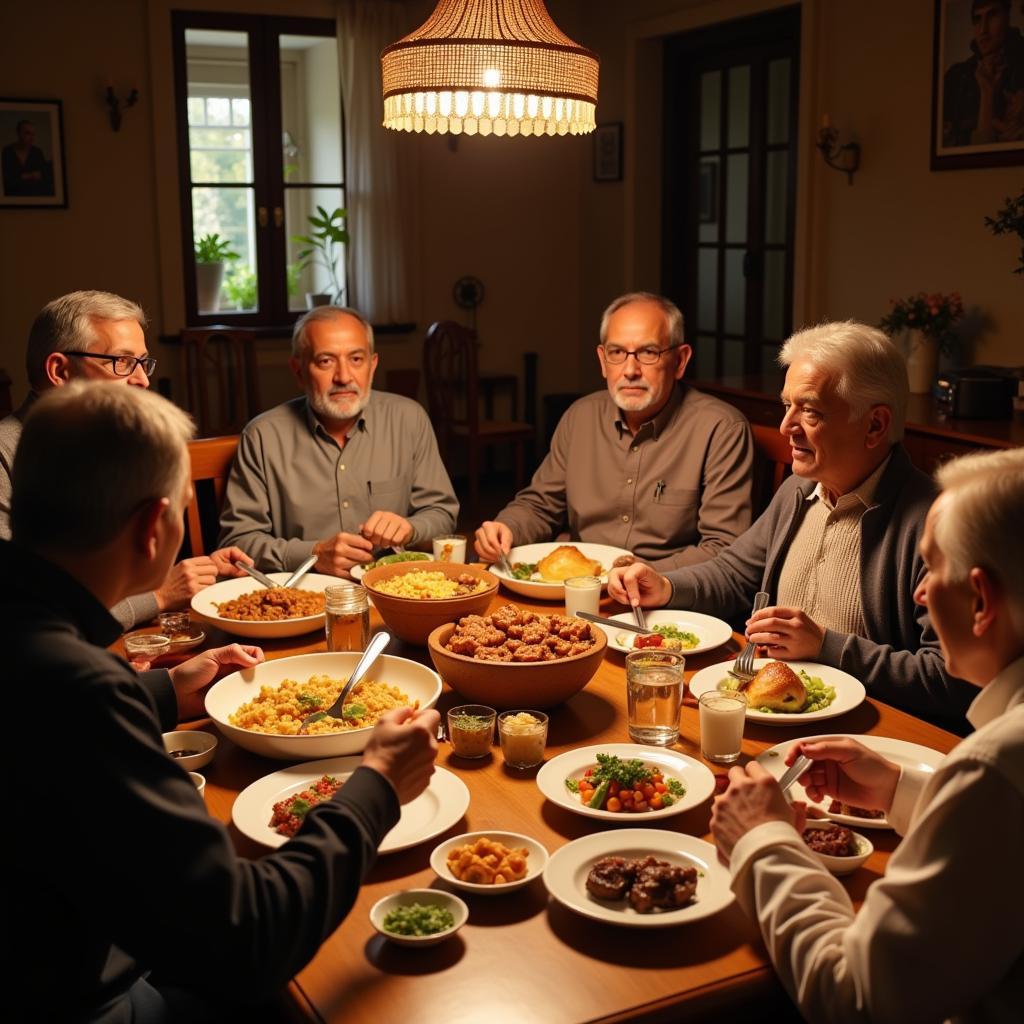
[536,545,602,582]
[745,661,806,712]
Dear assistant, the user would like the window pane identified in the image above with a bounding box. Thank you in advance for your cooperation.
[723,338,745,376]
[765,150,788,245]
[727,65,750,148]
[767,58,790,145]
[700,70,721,151]
[724,249,746,336]
[285,186,347,311]
[187,97,205,124]
[280,35,342,182]
[763,250,786,342]
[697,248,718,332]
[761,343,780,376]
[695,334,717,380]
[698,156,719,243]
[725,153,748,244]
[191,186,256,313]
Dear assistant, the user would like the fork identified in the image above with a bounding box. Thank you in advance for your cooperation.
[729,590,770,684]
[632,602,647,632]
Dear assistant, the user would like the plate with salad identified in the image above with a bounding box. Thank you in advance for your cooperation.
[351,551,430,581]
[592,609,734,656]
[536,743,715,822]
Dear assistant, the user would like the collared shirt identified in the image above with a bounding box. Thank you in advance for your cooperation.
[219,392,459,571]
[727,655,1024,1022]
[775,454,891,636]
[494,383,753,570]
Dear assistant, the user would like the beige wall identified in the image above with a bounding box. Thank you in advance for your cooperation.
[2,0,1021,413]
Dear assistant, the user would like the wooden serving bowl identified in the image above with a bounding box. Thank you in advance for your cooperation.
[362,561,499,645]
[426,620,608,709]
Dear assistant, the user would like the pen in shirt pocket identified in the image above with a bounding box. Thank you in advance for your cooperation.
[653,479,666,501]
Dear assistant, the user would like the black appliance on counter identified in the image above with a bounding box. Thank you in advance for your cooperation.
[933,366,1020,419]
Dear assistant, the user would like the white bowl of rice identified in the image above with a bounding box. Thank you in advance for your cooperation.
[205,652,442,760]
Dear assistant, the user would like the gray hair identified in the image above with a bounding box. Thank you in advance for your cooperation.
[11,382,194,550]
[291,305,375,359]
[934,447,1024,628]
[599,292,685,349]
[25,290,147,390]
[779,321,908,442]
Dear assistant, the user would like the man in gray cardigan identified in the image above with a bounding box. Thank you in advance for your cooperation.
[609,321,975,730]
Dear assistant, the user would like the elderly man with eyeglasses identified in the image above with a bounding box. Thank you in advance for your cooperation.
[474,292,754,570]
[0,290,252,629]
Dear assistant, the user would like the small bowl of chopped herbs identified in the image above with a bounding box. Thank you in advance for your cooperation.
[370,888,468,947]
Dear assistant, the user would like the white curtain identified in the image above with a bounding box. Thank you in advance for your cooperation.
[336,0,416,323]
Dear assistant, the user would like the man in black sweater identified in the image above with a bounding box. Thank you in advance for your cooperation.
[3,382,439,1022]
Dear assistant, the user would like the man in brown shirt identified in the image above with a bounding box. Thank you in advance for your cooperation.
[474,292,753,570]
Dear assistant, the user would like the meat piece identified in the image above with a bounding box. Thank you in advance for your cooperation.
[511,644,547,662]
[802,825,857,856]
[490,605,522,629]
[585,857,637,900]
[521,623,548,645]
[627,858,698,913]
[612,554,636,569]
[475,646,513,662]
[446,634,480,656]
[544,636,572,657]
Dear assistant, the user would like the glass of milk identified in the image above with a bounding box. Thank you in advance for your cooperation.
[698,691,747,764]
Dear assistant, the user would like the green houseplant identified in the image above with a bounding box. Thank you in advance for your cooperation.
[984,191,1024,275]
[293,206,348,306]
[194,233,239,313]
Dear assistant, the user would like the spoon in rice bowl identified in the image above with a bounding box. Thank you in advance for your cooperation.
[298,630,391,734]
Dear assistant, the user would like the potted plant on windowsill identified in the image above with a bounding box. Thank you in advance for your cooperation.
[879,292,965,394]
[194,233,239,313]
[293,206,348,308]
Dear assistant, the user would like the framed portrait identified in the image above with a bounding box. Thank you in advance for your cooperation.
[698,161,718,223]
[931,0,1024,169]
[593,122,623,182]
[0,98,68,207]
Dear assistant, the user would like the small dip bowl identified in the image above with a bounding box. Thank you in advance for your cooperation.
[162,729,218,771]
[446,705,496,758]
[802,820,873,876]
[369,888,468,947]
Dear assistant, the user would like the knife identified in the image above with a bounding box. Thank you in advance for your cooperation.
[235,560,278,589]
[282,554,317,589]
[777,754,813,797]
[577,610,652,635]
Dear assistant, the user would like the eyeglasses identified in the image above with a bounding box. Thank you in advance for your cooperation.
[67,352,157,377]
[602,345,676,365]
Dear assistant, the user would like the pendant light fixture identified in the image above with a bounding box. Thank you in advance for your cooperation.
[381,0,599,137]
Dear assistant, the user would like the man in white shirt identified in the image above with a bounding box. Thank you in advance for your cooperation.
[710,446,1024,1022]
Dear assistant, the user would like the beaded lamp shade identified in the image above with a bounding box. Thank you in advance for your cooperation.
[381,0,599,137]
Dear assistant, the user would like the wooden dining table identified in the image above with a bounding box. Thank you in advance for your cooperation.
[158,586,961,1024]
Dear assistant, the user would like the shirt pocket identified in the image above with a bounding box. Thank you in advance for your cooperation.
[368,477,410,515]
[649,486,699,541]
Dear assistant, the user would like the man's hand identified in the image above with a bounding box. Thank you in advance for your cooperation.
[745,605,824,661]
[360,706,440,804]
[209,546,253,577]
[155,556,226,611]
[710,761,806,864]
[313,531,375,577]
[168,643,265,720]
[789,737,900,815]
[360,511,413,549]
[474,521,513,563]
[607,562,672,609]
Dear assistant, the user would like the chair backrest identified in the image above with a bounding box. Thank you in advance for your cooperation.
[423,321,481,443]
[180,326,260,437]
[750,422,793,515]
[185,434,239,556]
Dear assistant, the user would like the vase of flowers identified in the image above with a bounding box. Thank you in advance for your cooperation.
[879,292,964,394]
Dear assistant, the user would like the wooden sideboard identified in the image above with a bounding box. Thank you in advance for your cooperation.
[694,375,1023,473]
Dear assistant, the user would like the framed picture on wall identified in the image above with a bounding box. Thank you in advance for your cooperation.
[593,122,623,182]
[931,0,1024,169]
[0,98,68,207]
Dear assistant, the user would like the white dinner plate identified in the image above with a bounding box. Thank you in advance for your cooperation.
[191,572,340,639]
[542,829,734,927]
[688,659,866,726]
[593,609,733,656]
[757,734,946,829]
[232,758,470,852]
[488,542,633,600]
[536,743,715,822]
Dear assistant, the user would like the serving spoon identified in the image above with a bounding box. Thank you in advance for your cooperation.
[298,630,391,734]
[234,561,278,589]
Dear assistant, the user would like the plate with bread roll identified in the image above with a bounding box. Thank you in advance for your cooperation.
[488,542,634,600]
[688,659,866,725]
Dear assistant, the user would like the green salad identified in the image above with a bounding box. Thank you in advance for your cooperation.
[382,902,455,936]
[719,669,836,714]
[509,561,538,580]
[364,551,430,570]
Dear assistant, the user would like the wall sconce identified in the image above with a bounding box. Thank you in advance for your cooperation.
[105,85,139,132]
[816,114,860,185]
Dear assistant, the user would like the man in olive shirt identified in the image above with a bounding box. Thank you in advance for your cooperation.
[475,293,753,570]
[220,306,458,576]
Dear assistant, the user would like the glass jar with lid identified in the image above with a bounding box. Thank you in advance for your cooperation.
[324,583,371,652]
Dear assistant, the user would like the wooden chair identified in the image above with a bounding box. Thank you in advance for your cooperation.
[423,321,534,519]
[180,326,260,437]
[750,422,793,515]
[185,434,239,556]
